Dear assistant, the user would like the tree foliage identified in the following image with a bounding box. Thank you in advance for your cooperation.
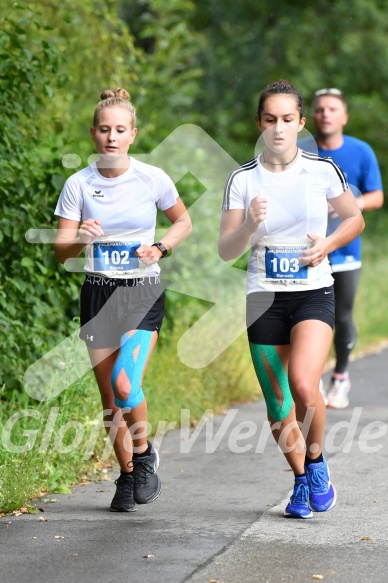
[119,0,203,150]
[186,0,388,173]
[0,1,141,393]
[1,0,387,395]
[0,5,67,391]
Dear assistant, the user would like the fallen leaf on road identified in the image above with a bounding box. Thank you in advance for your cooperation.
[39,517,47,522]
[312,576,324,580]
[12,511,22,517]
[209,579,219,583]
[142,554,155,559]
[20,507,28,513]
[54,535,64,539]
[360,536,373,541]
[27,507,39,515]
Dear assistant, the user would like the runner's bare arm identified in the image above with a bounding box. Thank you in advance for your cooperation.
[160,197,192,250]
[218,197,267,261]
[358,188,384,211]
[301,188,365,267]
[134,197,192,265]
[324,188,365,252]
[54,217,104,264]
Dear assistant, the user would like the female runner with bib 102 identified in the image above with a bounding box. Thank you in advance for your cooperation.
[54,88,192,512]
[219,80,364,519]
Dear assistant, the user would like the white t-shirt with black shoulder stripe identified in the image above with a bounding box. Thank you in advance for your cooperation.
[222,150,348,294]
[55,157,179,278]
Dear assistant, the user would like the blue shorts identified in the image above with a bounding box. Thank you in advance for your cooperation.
[246,286,335,345]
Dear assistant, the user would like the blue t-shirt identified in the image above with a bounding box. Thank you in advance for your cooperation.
[301,135,382,271]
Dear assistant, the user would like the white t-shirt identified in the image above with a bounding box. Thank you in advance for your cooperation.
[55,157,179,278]
[222,150,348,294]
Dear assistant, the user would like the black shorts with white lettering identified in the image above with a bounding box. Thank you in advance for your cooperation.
[246,286,335,345]
[80,274,165,348]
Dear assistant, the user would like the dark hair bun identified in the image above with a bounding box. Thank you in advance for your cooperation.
[256,79,304,120]
[272,80,294,91]
[100,87,130,101]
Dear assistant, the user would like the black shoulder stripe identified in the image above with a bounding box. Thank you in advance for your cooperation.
[301,151,328,162]
[223,158,258,210]
[301,152,347,191]
[301,151,320,160]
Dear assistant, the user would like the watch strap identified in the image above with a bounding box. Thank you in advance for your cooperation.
[151,242,171,258]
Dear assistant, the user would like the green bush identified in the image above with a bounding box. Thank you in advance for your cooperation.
[0,2,142,394]
[0,7,74,393]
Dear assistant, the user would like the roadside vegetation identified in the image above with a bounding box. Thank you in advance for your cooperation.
[1,0,388,513]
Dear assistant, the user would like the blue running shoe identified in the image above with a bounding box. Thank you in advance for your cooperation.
[305,456,336,512]
[284,476,313,519]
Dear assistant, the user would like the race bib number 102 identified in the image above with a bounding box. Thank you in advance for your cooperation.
[265,245,308,280]
[93,241,141,272]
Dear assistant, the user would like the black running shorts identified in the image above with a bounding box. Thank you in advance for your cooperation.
[80,274,165,348]
[247,286,335,345]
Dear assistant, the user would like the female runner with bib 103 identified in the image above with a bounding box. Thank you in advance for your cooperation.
[219,80,364,519]
[54,88,192,512]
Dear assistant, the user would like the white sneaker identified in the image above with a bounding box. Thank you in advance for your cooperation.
[327,377,350,409]
[319,378,328,406]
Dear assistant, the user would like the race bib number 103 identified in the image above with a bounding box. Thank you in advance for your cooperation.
[265,245,308,280]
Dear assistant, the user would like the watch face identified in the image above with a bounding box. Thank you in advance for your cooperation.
[153,242,169,257]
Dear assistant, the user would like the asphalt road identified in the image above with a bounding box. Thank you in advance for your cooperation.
[1,347,388,583]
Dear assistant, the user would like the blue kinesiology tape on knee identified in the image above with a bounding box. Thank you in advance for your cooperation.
[111,330,153,409]
[250,343,292,421]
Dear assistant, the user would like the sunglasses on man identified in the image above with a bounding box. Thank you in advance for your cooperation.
[314,88,344,97]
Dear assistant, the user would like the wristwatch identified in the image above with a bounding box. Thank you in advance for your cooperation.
[151,242,172,258]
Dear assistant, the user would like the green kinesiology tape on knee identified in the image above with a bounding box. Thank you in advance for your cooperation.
[250,343,292,421]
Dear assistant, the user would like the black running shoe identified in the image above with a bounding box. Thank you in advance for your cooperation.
[110,473,136,512]
[133,440,161,504]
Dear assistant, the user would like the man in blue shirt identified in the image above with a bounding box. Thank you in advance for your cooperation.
[313,88,384,408]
